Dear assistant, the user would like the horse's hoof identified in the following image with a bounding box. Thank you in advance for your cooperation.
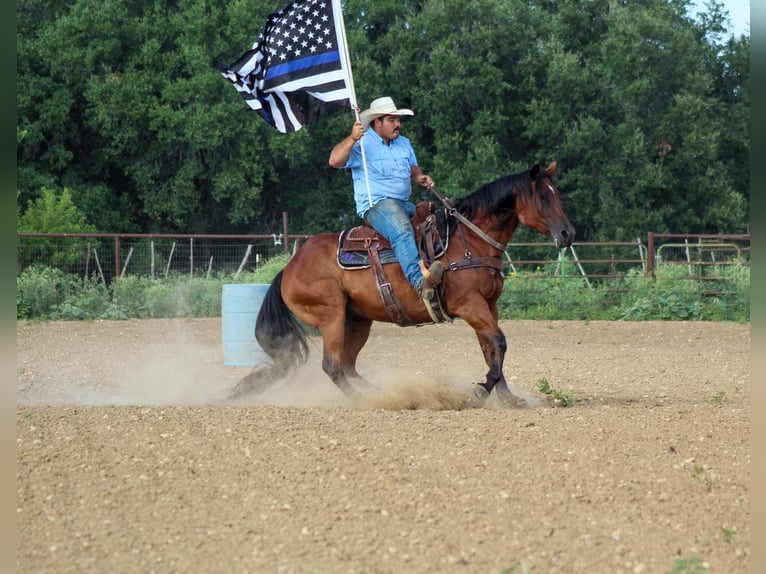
[462,385,490,409]
[499,394,529,409]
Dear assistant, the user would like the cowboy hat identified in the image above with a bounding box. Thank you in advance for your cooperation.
[359,97,414,128]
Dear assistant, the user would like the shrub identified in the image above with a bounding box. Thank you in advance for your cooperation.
[17,266,83,318]
[16,254,748,322]
[240,253,290,284]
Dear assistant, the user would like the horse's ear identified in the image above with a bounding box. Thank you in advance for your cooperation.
[530,163,541,179]
[545,161,558,176]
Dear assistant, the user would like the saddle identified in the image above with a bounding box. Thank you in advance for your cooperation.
[336,201,451,325]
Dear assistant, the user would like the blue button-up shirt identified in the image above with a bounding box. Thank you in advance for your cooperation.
[345,130,418,217]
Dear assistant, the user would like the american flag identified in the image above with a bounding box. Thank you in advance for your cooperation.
[217,0,353,133]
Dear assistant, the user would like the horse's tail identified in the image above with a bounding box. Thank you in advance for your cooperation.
[255,270,309,372]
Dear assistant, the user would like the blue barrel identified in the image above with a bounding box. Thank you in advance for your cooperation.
[221,284,271,366]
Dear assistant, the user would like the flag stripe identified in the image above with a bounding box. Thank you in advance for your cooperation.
[266,70,350,98]
[264,51,341,81]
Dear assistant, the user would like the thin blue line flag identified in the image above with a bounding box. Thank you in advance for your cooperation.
[217,0,353,133]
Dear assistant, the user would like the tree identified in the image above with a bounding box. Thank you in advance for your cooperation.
[18,187,96,234]
[17,186,98,269]
[17,0,749,239]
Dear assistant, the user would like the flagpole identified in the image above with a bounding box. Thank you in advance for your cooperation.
[332,0,374,209]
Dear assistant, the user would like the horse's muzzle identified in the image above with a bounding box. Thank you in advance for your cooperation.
[552,223,575,249]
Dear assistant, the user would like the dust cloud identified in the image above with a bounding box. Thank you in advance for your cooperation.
[17,322,501,410]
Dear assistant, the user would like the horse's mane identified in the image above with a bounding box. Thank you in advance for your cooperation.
[452,170,531,226]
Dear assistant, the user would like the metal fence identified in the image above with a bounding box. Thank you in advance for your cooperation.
[17,231,749,288]
[16,233,309,283]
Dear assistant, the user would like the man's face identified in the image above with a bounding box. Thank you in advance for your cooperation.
[374,115,402,141]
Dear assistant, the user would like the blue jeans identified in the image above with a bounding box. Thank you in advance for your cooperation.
[364,198,422,289]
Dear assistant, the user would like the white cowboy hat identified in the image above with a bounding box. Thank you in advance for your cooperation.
[359,97,414,128]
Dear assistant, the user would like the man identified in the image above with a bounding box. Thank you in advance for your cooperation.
[329,96,443,301]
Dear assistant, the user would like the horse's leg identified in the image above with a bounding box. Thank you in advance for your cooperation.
[463,313,527,408]
[319,318,366,404]
[341,315,376,391]
[229,363,284,399]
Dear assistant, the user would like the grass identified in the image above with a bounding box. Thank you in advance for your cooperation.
[536,378,576,407]
[720,525,737,544]
[669,555,708,573]
[499,562,533,574]
[692,463,718,491]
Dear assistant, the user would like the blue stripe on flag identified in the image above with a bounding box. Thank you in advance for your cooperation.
[264,51,341,81]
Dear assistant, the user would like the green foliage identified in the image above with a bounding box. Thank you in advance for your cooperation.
[719,525,737,544]
[240,254,290,284]
[17,254,292,321]
[499,256,605,320]
[536,378,575,407]
[16,0,749,238]
[669,554,708,573]
[17,187,96,234]
[18,250,748,323]
[499,261,748,322]
[17,266,86,319]
[17,187,100,270]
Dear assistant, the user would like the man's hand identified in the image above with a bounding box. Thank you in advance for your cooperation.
[413,173,434,188]
[350,121,364,142]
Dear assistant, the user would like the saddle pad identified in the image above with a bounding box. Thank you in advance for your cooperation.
[336,229,399,269]
[336,205,450,270]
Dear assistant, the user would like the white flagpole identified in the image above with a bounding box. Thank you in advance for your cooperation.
[331,0,374,209]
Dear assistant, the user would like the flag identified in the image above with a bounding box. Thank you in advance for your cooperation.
[217,0,354,133]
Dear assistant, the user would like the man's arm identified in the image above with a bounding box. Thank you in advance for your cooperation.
[329,121,364,168]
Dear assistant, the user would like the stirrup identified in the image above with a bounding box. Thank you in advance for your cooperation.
[416,277,435,301]
[419,259,444,286]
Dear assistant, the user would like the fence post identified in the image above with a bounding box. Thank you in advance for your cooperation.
[282,211,289,256]
[647,232,655,276]
[115,236,121,280]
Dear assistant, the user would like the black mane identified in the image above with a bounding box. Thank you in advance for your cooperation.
[452,170,531,227]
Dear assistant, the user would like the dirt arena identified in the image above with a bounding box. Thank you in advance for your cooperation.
[16,318,750,573]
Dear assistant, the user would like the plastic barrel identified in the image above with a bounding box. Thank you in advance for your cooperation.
[221,284,271,366]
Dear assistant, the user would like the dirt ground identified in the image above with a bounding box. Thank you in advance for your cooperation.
[16,318,750,573]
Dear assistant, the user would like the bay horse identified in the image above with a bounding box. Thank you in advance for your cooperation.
[232,161,574,407]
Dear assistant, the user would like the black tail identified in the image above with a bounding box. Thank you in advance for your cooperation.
[255,271,309,371]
